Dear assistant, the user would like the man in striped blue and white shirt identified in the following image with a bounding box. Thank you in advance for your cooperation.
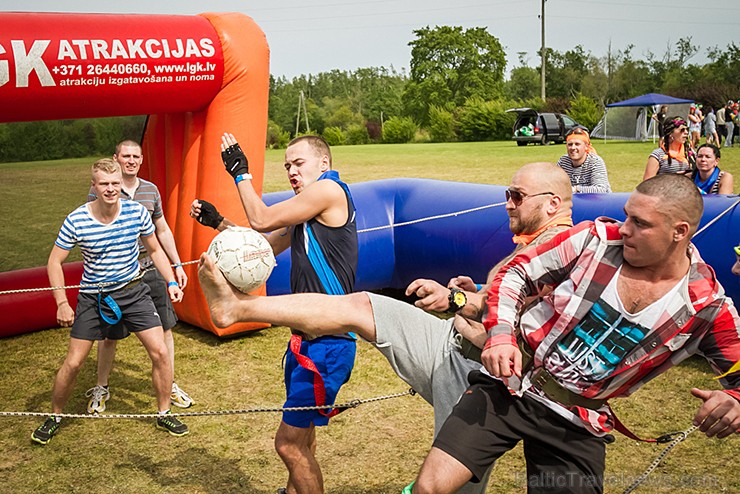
[556,127,611,194]
[86,140,193,416]
[32,158,188,445]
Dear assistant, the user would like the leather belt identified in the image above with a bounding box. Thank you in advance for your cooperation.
[460,327,607,410]
[458,334,482,363]
[123,277,143,290]
[517,330,607,410]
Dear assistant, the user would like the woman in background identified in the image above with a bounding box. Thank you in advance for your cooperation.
[652,104,668,137]
[688,104,703,148]
[703,106,719,145]
[692,143,733,194]
[643,116,694,180]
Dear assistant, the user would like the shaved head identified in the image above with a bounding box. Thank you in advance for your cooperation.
[635,174,703,234]
[514,162,573,209]
[506,162,574,236]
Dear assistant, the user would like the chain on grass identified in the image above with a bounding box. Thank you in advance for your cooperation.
[620,425,699,494]
[0,388,416,420]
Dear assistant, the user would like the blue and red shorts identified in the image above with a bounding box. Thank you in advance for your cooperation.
[283,336,356,428]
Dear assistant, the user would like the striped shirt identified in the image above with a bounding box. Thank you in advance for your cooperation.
[89,177,162,257]
[55,200,155,293]
[556,154,612,193]
[649,148,691,175]
[484,218,740,435]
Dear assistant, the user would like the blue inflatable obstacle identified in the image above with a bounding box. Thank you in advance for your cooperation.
[263,178,740,303]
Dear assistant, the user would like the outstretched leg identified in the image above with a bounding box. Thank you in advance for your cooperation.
[198,253,377,341]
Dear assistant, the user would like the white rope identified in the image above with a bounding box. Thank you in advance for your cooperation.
[4,194,735,297]
[0,203,505,296]
[692,198,740,239]
[0,388,415,419]
[357,201,506,234]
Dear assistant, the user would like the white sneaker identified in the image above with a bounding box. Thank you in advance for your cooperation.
[85,385,110,414]
[170,382,194,408]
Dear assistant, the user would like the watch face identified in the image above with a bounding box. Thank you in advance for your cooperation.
[453,291,466,307]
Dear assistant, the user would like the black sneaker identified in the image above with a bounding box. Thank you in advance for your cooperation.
[31,416,60,445]
[156,411,189,437]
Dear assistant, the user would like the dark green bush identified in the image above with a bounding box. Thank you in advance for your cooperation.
[266,119,290,149]
[382,116,417,143]
[457,98,515,141]
[346,124,370,145]
[428,106,456,142]
[322,126,347,146]
[567,93,602,131]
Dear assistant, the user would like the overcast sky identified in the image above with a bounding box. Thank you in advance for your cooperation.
[4,0,738,79]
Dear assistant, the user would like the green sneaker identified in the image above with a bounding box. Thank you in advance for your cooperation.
[156,411,189,437]
[31,416,60,445]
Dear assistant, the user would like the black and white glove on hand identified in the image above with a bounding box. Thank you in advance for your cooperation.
[221,141,249,178]
[196,199,224,230]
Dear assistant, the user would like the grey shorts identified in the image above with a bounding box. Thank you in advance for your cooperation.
[366,293,491,494]
[70,283,162,341]
[366,293,481,433]
[139,268,177,331]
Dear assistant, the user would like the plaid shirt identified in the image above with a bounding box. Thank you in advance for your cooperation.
[484,218,740,434]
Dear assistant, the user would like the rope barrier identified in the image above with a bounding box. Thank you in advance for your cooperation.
[357,201,506,234]
[692,198,740,239]
[0,388,415,420]
[0,202,505,296]
[4,193,736,298]
[620,425,699,494]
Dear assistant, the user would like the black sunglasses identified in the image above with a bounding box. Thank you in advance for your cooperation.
[566,126,589,137]
[505,189,554,205]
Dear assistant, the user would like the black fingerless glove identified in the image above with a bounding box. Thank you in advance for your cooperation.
[221,142,249,178]
[196,199,224,230]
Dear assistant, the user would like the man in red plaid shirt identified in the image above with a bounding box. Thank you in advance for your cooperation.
[414,173,740,493]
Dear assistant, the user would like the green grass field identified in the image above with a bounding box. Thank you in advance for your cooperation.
[1,141,739,493]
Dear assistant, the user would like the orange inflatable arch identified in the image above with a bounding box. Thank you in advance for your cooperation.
[0,12,270,337]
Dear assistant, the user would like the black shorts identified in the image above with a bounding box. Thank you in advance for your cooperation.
[70,283,162,341]
[434,371,609,494]
[137,269,177,331]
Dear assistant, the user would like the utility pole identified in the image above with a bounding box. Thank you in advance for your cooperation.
[295,91,302,136]
[295,90,311,135]
[540,0,546,101]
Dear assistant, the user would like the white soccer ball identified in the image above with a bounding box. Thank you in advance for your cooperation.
[207,226,276,293]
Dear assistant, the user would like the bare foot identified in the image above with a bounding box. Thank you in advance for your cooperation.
[198,252,253,327]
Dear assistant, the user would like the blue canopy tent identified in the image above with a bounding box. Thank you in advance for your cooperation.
[592,93,694,142]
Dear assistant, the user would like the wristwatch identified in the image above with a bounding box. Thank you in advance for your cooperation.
[447,288,467,313]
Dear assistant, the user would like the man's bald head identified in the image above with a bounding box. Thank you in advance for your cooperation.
[514,162,573,211]
[506,162,574,237]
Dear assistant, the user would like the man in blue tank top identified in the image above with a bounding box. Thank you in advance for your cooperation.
[192,134,357,494]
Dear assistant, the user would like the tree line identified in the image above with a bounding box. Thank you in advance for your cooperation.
[2,27,739,162]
